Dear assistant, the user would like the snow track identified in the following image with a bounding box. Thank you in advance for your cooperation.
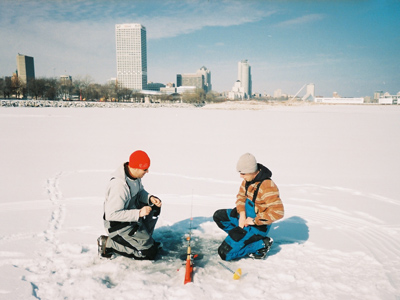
[44,172,66,250]
[283,184,400,293]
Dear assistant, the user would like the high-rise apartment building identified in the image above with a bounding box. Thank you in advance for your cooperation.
[16,54,35,84]
[115,23,147,90]
[238,60,252,98]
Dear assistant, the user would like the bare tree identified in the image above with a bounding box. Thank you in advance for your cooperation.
[73,75,94,100]
[182,88,206,104]
[3,77,12,98]
[11,74,23,98]
[44,78,59,100]
[0,78,5,98]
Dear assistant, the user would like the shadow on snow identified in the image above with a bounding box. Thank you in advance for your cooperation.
[268,216,309,256]
[153,215,309,261]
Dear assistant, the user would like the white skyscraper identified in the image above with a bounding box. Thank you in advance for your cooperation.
[115,23,147,90]
[238,60,252,99]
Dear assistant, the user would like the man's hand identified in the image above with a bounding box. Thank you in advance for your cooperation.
[139,206,152,217]
[150,196,162,207]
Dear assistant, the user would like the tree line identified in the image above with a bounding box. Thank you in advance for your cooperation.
[0,75,223,104]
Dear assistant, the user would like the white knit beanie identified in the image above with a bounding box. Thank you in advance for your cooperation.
[236,153,258,174]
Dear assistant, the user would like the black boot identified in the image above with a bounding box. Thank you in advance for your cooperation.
[249,237,273,259]
[97,235,113,259]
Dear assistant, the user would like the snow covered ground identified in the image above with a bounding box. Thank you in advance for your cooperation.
[0,103,399,299]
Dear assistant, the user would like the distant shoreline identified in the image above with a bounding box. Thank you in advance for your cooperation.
[0,98,391,109]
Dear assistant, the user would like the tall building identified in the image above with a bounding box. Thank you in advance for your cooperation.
[115,23,147,90]
[197,66,212,92]
[16,54,35,84]
[238,60,251,98]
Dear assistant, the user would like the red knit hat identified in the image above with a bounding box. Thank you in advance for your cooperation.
[129,150,150,170]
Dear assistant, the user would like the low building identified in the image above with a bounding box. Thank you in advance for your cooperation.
[147,82,166,91]
[378,93,399,105]
[177,86,196,94]
[314,97,364,104]
[160,87,176,94]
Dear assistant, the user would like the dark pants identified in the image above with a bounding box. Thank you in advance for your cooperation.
[105,209,159,260]
[213,208,270,261]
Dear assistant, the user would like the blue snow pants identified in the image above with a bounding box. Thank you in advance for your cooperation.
[213,199,270,261]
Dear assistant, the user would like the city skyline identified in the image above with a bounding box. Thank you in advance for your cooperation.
[0,0,399,97]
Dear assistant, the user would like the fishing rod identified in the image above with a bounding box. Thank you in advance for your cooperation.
[184,191,194,284]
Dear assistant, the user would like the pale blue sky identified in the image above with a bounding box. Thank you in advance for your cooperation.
[1,0,399,97]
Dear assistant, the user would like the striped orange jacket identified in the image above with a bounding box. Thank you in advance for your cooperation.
[236,169,284,226]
